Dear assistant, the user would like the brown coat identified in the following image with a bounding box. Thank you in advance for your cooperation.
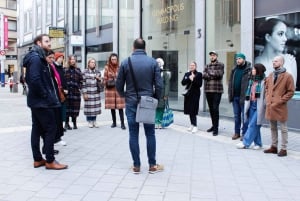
[104,64,125,109]
[265,71,295,122]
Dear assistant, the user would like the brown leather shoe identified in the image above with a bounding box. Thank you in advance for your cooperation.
[45,160,68,170]
[264,146,278,154]
[33,159,46,168]
[232,134,240,140]
[277,149,287,157]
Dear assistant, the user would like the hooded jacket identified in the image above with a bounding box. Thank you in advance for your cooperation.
[23,45,60,108]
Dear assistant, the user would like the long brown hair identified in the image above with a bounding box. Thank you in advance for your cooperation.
[106,53,119,73]
[67,55,77,68]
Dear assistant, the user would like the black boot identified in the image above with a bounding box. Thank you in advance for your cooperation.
[119,109,126,130]
[64,122,72,130]
[72,117,78,129]
[111,109,116,128]
[65,117,72,130]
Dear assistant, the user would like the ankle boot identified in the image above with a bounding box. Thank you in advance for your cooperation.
[120,109,126,129]
[111,109,116,128]
[64,122,72,130]
[72,117,77,129]
[121,122,126,130]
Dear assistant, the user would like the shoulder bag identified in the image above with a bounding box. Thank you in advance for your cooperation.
[128,57,158,124]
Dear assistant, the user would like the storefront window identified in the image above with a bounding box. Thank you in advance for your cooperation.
[142,0,195,110]
[205,0,241,117]
[118,0,135,61]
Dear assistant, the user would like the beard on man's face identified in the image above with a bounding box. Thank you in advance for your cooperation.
[210,58,217,63]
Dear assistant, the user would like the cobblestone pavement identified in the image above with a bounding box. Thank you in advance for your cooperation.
[0,86,300,201]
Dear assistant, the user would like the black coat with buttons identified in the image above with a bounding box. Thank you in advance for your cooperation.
[181,71,203,115]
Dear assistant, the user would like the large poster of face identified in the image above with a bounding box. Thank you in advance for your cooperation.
[254,12,300,90]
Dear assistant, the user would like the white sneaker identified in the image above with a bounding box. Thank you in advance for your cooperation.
[93,121,99,128]
[252,145,262,150]
[236,142,246,149]
[55,140,67,146]
[191,126,198,133]
[88,121,93,128]
[187,125,193,131]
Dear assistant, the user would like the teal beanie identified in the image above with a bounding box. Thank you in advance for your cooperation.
[235,53,246,60]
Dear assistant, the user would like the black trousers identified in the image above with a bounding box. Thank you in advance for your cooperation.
[206,92,222,130]
[189,114,197,126]
[31,108,57,163]
[54,107,64,143]
[111,109,125,124]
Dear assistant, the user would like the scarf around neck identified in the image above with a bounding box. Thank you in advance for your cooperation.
[273,67,286,84]
[245,74,265,100]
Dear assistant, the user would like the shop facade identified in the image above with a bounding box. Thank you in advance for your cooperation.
[16,0,300,129]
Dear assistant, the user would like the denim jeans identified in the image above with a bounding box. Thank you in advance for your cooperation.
[86,116,96,121]
[232,96,248,135]
[243,101,262,147]
[125,104,156,167]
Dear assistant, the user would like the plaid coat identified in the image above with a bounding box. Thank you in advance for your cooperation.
[65,67,83,117]
[104,64,125,109]
[82,68,102,116]
[202,60,224,93]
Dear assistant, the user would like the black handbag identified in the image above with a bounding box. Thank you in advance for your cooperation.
[106,78,116,88]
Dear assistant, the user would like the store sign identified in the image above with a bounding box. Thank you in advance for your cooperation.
[70,35,83,46]
[6,55,17,60]
[3,16,8,49]
[152,2,185,25]
[49,27,64,38]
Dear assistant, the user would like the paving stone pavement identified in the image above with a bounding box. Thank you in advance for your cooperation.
[0,86,300,201]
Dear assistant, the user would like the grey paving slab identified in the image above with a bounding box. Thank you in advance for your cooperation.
[1,86,300,201]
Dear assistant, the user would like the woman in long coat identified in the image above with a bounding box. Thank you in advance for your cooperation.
[155,58,171,129]
[82,58,103,128]
[181,61,203,133]
[104,53,126,129]
[64,55,83,130]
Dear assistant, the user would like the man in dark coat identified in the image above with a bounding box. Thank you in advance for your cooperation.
[116,38,163,174]
[23,34,68,170]
[228,53,252,140]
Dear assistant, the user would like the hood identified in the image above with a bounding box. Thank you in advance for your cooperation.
[23,45,47,68]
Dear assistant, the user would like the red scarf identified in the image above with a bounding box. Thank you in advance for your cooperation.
[49,63,62,88]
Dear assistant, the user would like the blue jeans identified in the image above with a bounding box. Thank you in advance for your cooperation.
[243,101,262,147]
[232,96,248,135]
[86,116,96,121]
[125,104,156,167]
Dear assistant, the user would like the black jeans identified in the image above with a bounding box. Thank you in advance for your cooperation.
[206,92,222,131]
[31,108,57,163]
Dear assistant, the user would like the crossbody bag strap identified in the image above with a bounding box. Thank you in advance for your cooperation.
[128,57,139,100]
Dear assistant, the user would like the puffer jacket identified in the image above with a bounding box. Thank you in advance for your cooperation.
[23,45,60,108]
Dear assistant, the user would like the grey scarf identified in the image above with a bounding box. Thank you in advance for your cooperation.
[273,67,286,84]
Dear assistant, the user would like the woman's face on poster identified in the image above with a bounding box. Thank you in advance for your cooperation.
[266,21,287,52]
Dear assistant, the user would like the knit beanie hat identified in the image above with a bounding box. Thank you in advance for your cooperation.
[235,53,246,60]
[54,52,64,61]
